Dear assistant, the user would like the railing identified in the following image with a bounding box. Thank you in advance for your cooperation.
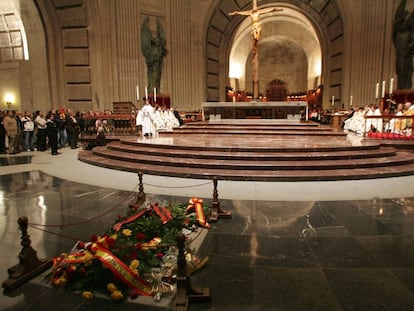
[82,114,138,136]
[364,114,414,139]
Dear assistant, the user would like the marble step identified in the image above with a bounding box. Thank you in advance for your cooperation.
[78,150,414,181]
[90,146,414,171]
[163,129,346,136]
[177,125,332,131]
[106,141,397,161]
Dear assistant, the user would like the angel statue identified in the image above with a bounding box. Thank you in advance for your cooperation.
[141,17,167,92]
[392,0,414,89]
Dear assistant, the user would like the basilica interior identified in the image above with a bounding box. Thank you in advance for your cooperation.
[1,0,414,310]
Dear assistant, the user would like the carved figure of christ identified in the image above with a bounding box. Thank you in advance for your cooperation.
[229,0,282,100]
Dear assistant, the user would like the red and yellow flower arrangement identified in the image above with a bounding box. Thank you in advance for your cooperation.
[49,199,210,301]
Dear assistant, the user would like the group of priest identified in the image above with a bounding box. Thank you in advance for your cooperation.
[343,102,414,135]
[135,102,182,137]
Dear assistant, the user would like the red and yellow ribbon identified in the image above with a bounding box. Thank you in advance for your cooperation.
[113,208,150,231]
[94,246,153,296]
[153,203,172,224]
[187,198,211,228]
[114,204,173,231]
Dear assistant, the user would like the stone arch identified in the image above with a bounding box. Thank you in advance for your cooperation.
[245,36,308,97]
[35,0,92,111]
[205,0,344,105]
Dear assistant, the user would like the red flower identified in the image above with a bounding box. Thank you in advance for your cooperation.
[156,252,164,259]
[135,243,142,250]
[76,241,85,249]
[106,236,116,248]
[136,233,145,241]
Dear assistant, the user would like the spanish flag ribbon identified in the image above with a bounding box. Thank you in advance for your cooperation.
[153,203,172,224]
[187,198,211,228]
[113,208,150,232]
[141,237,162,250]
[94,246,153,296]
[52,252,88,267]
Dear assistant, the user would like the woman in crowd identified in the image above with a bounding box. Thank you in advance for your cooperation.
[35,111,47,151]
[46,112,59,155]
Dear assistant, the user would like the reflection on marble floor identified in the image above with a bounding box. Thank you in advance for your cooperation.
[0,155,32,167]
[1,171,414,310]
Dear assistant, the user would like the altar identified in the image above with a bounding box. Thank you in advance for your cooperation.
[201,101,308,120]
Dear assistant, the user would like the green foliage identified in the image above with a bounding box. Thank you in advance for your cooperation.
[50,202,207,299]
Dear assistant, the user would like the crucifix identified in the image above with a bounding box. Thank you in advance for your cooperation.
[229,0,282,101]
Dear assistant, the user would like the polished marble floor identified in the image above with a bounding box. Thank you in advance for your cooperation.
[1,149,414,310]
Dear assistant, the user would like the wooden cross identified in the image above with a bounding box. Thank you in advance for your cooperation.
[229,0,282,100]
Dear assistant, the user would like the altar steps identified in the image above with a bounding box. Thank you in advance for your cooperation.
[184,120,320,127]
[78,136,414,181]
[109,140,396,160]
[161,120,347,136]
[167,128,345,136]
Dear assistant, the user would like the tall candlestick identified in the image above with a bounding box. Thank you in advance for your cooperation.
[389,78,394,95]
[136,85,140,101]
[350,95,353,106]
[154,87,156,102]
[145,86,148,102]
[375,82,379,99]
[331,96,335,106]
[381,80,386,98]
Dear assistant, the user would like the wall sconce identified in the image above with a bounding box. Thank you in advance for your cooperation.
[4,93,15,110]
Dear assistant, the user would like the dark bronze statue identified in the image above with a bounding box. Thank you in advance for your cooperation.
[393,0,414,89]
[141,17,167,92]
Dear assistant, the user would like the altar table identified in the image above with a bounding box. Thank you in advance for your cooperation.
[201,101,307,120]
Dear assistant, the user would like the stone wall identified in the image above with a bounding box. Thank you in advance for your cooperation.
[0,0,410,113]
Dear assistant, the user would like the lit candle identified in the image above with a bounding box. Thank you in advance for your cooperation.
[331,96,335,106]
[350,95,353,106]
[145,86,148,101]
[305,105,309,121]
[381,80,386,98]
[136,85,140,101]
[375,82,379,99]
[154,87,156,102]
[389,78,394,95]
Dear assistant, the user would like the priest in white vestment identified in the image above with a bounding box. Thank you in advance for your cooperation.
[385,103,404,133]
[139,102,155,137]
[364,105,383,133]
[344,107,365,134]
[153,107,166,132]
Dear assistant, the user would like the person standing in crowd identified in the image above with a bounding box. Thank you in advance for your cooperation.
[13,111,24,152]
[21,111,35,151]
[55,109,67,148]
[76,111,85,136]
[140,101,155,137]
[3,110,18,154]
[34,111,47,151]
[66,109,80,149]
[46,112,59,155]
[0,110,6,153]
